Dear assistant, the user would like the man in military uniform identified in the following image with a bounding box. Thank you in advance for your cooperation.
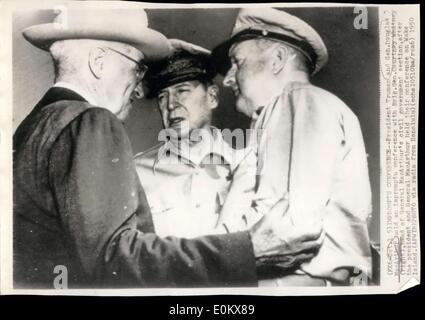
[135,40,256,238]
[213,8,372,285]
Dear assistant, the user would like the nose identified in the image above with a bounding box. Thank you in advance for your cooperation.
[222,66,236,88]
[133,81,144,99]
[167,93,178,111]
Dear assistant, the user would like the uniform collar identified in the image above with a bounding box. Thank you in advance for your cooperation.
[251,106,264,121]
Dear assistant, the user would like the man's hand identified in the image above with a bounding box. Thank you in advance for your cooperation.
[249,198,324,271]
[169,39,211,56]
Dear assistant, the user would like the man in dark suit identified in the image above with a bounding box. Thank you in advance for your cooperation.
[13,4,323,288]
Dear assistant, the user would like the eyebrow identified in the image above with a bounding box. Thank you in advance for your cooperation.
[229,50,243,61]
[228,43,242,57]
[158,82,195,96]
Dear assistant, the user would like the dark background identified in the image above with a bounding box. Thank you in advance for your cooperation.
[12,6,380,243]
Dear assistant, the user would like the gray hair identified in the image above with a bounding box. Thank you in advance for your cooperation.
[49,39,137,80]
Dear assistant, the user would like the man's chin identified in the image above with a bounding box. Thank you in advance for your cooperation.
[116,103,133,122]
[236,100,254,118]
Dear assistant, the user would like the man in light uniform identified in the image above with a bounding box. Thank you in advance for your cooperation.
[213,8,372,285]
[135,40,255,238]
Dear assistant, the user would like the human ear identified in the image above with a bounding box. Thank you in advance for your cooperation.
[207,84,219,109]
[88,47,107,79]
[271,45,289,74]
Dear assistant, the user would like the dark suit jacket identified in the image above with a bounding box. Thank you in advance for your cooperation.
[13,87,257,288]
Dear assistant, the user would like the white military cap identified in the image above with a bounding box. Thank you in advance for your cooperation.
[212,7,328,75]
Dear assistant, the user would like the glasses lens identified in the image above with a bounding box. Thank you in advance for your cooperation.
[107,47,147,77]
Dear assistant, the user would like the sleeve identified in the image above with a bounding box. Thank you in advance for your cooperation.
[283,89,371,281]
[240,88,343,224]
[217,147,261,231]
[49,107,257,287]
[285,89,342,222]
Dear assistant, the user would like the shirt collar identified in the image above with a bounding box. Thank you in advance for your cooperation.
[54,81,98,106]
[251,106,264,121]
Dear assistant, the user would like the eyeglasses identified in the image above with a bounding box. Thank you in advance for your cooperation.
[105,47,148,80]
